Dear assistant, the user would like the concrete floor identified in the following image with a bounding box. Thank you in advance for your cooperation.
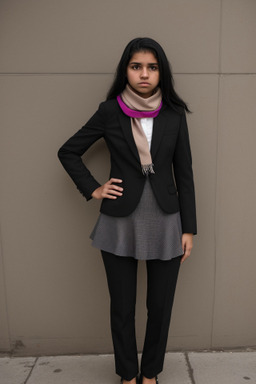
[1,351,256,384]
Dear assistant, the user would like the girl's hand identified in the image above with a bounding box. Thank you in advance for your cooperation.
[91,178,123,200]
[181,233,193,264]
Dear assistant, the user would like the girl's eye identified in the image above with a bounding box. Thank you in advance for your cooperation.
[129,64,158,71]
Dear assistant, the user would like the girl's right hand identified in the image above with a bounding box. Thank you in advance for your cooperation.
[91,178,123,200]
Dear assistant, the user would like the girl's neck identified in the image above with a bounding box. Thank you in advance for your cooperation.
[127,84,158,99]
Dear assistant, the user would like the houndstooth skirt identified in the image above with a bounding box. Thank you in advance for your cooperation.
[90,178,184,261]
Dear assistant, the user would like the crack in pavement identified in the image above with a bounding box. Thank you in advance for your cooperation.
[185,352,196,384]
[24,357,38,384]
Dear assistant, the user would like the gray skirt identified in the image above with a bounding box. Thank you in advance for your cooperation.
[90,179,184,261]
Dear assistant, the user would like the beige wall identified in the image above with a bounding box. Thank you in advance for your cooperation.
[0,0,255,356]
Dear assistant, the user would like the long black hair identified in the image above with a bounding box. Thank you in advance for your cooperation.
[106,37,191,113]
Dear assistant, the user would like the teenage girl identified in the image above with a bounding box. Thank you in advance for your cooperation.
[58,37,197,384]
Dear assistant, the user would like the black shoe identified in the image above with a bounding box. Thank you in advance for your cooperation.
[120,376,140,384]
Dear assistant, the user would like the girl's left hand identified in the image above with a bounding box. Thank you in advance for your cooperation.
[181,233,193,264]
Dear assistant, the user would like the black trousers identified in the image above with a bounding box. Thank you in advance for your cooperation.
[101,251,182,381]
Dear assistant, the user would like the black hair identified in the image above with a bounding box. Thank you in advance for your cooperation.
[106,37,191,113]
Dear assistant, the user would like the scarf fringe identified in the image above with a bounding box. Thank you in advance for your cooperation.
[142,163,155,175]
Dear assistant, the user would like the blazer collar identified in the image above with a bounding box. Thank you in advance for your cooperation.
[118,104,168,163]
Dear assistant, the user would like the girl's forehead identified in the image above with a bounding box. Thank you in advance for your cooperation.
[129,50,158,63]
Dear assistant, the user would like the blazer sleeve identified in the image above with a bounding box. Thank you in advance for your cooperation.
[57,102,106,200]
[173,111,197,235]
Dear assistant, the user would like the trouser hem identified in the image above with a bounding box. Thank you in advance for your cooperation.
[140,369,162,380]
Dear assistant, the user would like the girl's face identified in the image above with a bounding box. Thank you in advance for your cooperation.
[126,51,160,98]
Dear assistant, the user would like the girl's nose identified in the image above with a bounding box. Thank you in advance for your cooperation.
[141,68,149,78]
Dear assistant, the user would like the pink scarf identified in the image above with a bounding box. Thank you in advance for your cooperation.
[117,84,162,175]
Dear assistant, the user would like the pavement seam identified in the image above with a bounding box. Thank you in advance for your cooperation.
[24,357,38,384]
[184,352,196,384]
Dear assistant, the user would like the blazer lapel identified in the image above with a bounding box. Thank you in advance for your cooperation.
[150,108,168,160]
[118,106,168,163]
[118,112,141,162]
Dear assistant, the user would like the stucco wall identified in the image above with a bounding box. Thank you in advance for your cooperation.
[0,0,256,356]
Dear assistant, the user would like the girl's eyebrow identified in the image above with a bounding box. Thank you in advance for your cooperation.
[129,62,159,65]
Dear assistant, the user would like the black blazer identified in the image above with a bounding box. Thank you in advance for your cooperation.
[58,99,197,234]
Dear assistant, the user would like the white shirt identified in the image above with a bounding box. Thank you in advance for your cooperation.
[140,118,153,149]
